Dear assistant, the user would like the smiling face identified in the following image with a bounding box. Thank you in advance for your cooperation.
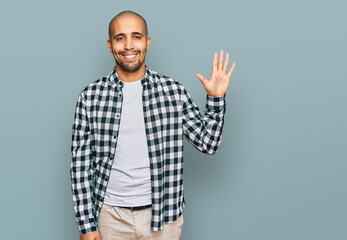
[107,13,151,75]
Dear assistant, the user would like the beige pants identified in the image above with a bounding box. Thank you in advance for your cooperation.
[97,203,183,240]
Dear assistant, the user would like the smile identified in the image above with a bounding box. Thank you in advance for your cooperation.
[121,53,138,60]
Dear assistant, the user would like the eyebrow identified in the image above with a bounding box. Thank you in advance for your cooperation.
[114,32,144,39]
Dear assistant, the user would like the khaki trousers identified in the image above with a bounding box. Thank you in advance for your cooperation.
[97,203,183,240]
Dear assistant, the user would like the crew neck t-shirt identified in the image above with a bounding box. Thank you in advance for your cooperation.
[103,79,152,207]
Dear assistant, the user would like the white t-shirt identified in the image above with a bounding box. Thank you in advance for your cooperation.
[103,79,152,207]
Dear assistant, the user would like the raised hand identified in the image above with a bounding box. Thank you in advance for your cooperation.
[196,50,236,97]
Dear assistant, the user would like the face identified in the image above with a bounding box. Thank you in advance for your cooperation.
[107,14,151,73]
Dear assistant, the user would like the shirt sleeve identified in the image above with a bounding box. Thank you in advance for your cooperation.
[70,91,98,235]
[181,86,226,155]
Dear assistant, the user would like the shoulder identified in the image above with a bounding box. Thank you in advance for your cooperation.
[147,67,185,93]
[78,71,113,100]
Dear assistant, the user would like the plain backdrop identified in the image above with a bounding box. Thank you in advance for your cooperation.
[0,0,346,239]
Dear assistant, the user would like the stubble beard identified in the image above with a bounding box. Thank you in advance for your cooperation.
[115,51,145,73]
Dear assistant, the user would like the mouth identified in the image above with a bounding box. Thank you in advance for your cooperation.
[120,52,139,61]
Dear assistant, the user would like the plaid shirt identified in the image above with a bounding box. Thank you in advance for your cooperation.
[70,66,226,235]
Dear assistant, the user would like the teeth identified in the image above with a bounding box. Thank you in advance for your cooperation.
[124,54,137,60]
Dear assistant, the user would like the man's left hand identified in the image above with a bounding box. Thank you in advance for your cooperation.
[196,50,236,97]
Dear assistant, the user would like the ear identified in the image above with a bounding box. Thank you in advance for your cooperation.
[146,36,151,51]
[107,39,112,53]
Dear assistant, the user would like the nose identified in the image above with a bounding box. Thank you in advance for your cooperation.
[124,38,134,50]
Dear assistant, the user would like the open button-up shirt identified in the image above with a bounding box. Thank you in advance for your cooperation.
[70,66,226,235]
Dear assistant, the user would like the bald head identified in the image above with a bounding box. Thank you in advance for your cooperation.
[108,10,148,39]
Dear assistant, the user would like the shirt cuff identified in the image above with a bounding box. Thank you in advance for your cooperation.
[78,219,98,235]
[205,93,226,111]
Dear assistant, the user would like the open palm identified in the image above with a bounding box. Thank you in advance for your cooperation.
[197,50,236,97]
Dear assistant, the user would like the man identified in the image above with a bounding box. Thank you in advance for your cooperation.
[70,10,236,240]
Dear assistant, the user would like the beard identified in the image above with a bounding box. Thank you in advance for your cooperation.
[115,58,143,73]
[115,50,145,73]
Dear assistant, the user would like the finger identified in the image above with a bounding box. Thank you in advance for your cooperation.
[223,53,229,72]
[196,73,208,86]
[218,50,224,70]
[212,52,218,73]
[227,62,236,78]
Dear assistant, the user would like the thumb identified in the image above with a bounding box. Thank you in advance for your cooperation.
[196,74,208,86]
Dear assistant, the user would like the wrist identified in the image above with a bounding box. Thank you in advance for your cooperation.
[207,92,226,98]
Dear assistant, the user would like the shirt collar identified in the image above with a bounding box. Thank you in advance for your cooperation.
[109,65,153,90]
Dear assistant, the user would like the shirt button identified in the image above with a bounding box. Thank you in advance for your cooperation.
[118,93,122,97]
[116,114,120,118]
[113,136,117,139]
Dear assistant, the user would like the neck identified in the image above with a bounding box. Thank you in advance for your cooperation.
[116,63,146,82]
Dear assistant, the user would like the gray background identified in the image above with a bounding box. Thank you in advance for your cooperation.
[0,0,346,239]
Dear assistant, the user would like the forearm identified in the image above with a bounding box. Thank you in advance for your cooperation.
[70,157,98,235]
[182,90,226,154]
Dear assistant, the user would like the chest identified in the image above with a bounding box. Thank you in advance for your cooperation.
[88,85,182,147]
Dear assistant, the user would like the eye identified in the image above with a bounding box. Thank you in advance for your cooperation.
[116,37,124,41]
[133,35,142,39]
